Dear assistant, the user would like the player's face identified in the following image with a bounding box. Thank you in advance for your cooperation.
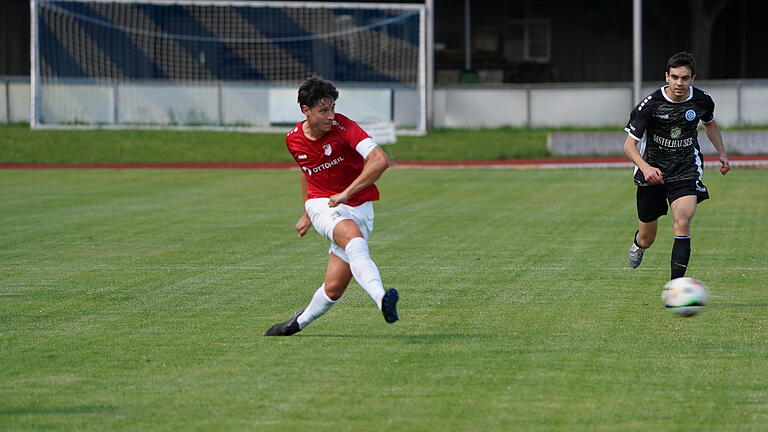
[665,66,695,101]
[302,98,336,133]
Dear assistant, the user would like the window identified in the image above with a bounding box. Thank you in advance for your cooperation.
[504,3,550,62]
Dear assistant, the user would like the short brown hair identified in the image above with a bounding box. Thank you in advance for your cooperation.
[667,52,696,75]
[297,76,338,108]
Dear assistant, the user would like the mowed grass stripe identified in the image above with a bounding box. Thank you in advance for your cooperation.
[1,168,766,431]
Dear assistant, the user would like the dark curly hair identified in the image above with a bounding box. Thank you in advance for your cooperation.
[667,52,696,75]
[297,76,339,108]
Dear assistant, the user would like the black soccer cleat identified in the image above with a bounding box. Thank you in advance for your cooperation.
[264,310,303,336]
[381,288,399,324]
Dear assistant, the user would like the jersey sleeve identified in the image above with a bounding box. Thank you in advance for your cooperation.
[624,97,652,141]
[340,115,378,158]
[284,125,302,164]
[701,94,715,124]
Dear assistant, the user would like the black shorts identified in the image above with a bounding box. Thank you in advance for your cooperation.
[636,179,710,223]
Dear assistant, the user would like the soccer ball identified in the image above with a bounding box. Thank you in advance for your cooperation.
[662,277,709,316]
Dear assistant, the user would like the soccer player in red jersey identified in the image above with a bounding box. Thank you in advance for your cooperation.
[264,77,399,336]
[624,52,730,280]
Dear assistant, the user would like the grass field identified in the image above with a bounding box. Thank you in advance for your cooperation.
[3,124,766,165]
[1,166,767,431]
[0,124,549,164]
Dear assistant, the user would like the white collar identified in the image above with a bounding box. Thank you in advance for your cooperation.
[660,85,694,103]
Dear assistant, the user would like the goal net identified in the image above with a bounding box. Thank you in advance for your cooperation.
[31,0,428,136]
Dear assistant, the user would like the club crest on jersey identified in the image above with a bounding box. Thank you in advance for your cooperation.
[323,144,332,156]
[685,109,696,121]
[670,127,682,138]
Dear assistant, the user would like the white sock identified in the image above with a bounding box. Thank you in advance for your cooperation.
[297,284,337,329]
[345,237,385,309]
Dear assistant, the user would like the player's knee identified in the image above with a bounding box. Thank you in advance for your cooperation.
[323,282,346,301]
[674,218,691,233]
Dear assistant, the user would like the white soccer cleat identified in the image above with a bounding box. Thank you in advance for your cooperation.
[628,242,645,268]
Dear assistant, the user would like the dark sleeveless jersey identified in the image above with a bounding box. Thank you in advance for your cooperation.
[625,86,715,186]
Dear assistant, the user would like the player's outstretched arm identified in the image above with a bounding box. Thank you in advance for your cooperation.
[623,135,663,183]
[328,146,390,207]
[703,120,730,175]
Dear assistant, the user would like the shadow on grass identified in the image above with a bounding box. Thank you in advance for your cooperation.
[297,333,503,343]
[0,405,118,416]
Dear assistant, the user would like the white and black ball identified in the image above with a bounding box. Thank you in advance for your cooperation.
[662,277,709,317]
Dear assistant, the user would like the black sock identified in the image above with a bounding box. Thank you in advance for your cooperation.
[633,230,642,248]
[671,236,691,279]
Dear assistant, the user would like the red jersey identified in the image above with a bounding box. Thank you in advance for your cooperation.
[286,113,379,207]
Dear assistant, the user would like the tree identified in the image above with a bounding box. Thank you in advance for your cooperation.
[688,0,732,78]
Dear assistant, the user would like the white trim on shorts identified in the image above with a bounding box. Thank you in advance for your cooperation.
[304,198,374,262]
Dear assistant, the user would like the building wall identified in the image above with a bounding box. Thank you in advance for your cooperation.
[0,0,29,76]
[434,0,768,83]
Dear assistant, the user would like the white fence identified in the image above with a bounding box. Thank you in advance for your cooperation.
[4,77,768,129]
[33,82,401,128]
[2,77,30,124]
[548,131,768,156]
[434,80,768,128]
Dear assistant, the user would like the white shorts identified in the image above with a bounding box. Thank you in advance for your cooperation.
[304,198,375,262]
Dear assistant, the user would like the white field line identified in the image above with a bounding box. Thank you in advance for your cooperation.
[4,159,768,171]
[395,159,768,170]
[2,265,766,271]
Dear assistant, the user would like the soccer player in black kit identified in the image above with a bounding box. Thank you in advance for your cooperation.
[624,52,730,280]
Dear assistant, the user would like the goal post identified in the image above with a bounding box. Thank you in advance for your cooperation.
[30,0,430,136]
